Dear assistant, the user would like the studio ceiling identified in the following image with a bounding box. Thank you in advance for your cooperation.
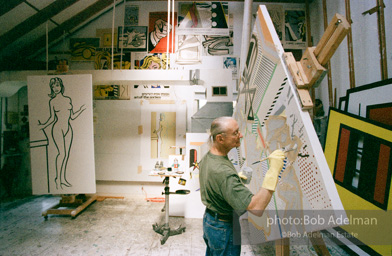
[0,0,309,71]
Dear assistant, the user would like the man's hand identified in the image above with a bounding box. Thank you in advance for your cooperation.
[261,149,285,191]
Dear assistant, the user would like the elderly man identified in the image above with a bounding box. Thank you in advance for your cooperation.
[199,116,285,256]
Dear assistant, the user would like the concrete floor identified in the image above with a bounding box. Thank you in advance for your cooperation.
[0,195,353,256]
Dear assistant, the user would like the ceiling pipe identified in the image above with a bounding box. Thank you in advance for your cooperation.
[240,0,253,75]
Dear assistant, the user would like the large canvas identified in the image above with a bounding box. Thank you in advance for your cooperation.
[28,75,96,194]
[231,6,345,243]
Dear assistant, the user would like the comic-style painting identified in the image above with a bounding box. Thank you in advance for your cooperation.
[283,9,306,49]
[28,75,95,194]
[134,53,169,70]
[118,26,147,51]
[266,5,284,41]
[148,12,177,53]
[176,35,203,64]
[124,4,139,26]
[95,48,131,70]
[177,2,229,36]
[230,6,344,243]
[70,38,100,61]
[223,56,238,79]
[93,85,130,100]
[202,32,233,56]
[96,29,117,48]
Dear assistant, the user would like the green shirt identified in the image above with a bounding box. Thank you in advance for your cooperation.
[199,151,253,215]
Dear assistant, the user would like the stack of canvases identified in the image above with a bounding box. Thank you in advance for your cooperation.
[324,78,392,255]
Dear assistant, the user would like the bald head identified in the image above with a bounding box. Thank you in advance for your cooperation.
[210,116,235,142]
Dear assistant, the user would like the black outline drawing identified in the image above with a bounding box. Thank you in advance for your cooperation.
[38,77,86,190]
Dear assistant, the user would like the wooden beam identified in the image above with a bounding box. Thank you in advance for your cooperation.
[0,0,24,16]
[322,0,334,108]
[345,0,356,88]
[377,0,388,79]
[0,0,80,50]
[20,0,114,58]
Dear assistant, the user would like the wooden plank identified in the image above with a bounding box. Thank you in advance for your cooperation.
[299,47,326,86]
[42,194,97,218]
[377,0,388,79]
[308,231,331,255]
[316,20,350,66]
[314,14,339,57]
[345,0,356,88]
[283,52,307,88]
[275,238,290,256]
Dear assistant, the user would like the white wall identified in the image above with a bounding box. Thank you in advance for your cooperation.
[311,0,392,113]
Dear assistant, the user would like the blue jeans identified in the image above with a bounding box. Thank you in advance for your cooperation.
[203,210,241,256]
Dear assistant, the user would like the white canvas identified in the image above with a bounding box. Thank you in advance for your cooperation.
[28,75,96,194]
[231,6,345,243]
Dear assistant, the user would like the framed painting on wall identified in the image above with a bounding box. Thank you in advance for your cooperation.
[70,38,100,61]
[118,26,148,51]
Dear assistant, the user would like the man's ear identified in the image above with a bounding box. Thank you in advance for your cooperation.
[216,133,224,143]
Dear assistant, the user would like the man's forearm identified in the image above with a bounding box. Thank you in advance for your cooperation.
[247,188,273,217]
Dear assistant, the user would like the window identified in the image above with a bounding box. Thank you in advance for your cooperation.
[212,86,227,96]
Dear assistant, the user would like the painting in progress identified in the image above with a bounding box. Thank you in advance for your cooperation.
[151,111,177,159]
[231,6,345,243]
[140,101,186,171]
[28,75,96,194]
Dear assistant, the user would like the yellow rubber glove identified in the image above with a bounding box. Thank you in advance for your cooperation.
[261,149,285,191]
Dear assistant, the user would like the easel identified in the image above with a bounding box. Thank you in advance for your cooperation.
[42,194,97,219]
[275,232,331,256]
[284,13,350,110]
[276,13,350,255]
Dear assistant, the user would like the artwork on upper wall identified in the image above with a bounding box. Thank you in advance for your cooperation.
[96,29,117,48]
[148,12,177,53]
[28,75,96,195]
[95,48,131,70]
[176,35,203,64]
[70,38,100,61]
[124,4,139,26]
[202,32,233,56]
[118,26,147,51]
[283,8,306,49]
[134,53,169,69]
[230,5,344,243]
[177,2,229,36]
[223,56,238,79]
[93,85,130,100]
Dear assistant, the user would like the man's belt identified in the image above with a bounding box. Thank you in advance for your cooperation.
[206,208,233,222]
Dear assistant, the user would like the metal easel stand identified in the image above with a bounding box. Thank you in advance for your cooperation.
[152,176,189,245]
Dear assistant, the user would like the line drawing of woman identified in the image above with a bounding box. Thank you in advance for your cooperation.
[38,77,86,189]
